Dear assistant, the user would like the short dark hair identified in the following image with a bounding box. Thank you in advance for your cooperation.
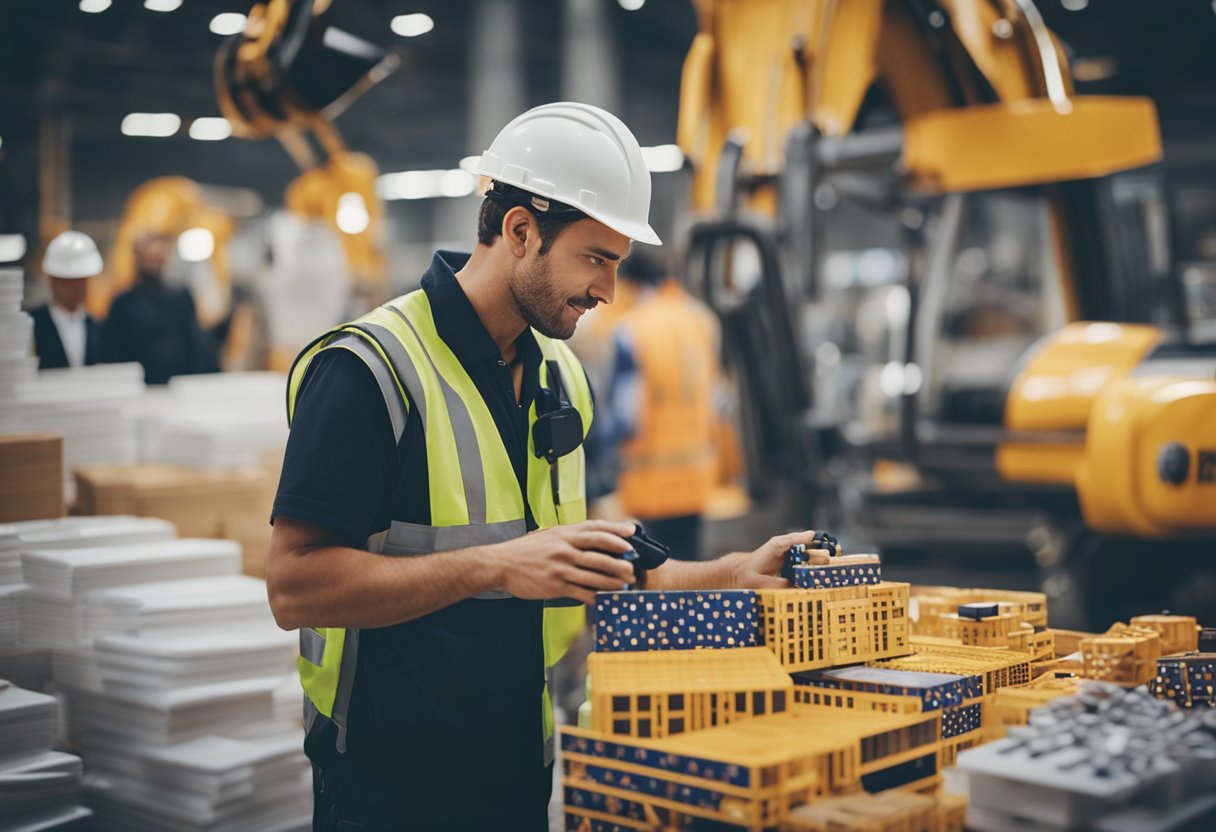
[476,182,587,255]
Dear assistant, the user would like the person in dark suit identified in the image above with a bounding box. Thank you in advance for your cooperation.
[31,230,104,370]
[100,231,219,384]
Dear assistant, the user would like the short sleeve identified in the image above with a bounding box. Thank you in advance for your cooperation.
[272,347,401,547]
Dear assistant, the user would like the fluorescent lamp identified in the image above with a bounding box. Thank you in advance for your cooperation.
[121,113,181,138]
[391,13,434,38]
[189,118,233,141]
[210,12,247,36]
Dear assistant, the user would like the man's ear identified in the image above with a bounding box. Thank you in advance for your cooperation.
[502,206,535,259]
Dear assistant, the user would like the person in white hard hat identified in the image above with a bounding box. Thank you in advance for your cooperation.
[266,102,826,831]
[31,230,103,370]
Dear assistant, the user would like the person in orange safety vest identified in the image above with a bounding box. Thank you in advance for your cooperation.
[606,251,720,560]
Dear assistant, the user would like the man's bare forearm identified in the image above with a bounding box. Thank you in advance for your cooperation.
[266,522,500,630]
[644,553,741,591]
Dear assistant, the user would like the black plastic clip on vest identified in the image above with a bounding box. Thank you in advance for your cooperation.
[532,359,584,507]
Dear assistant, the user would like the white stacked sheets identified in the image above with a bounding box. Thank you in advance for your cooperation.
[0,681,91,831]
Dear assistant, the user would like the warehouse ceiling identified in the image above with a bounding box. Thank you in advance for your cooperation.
[0,0,1214,230]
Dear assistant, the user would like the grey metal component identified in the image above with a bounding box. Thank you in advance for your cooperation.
[913,192,966,418]
[330,334,408,445]
[1011,0,1072,114]
[815,127,903,172]
[959,682,1216,831]
[299,627,326,666]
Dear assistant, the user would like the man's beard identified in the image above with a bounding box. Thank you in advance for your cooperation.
[509,254,581,340]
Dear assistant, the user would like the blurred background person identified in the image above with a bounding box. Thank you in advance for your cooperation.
[31,230,104,370]
[607,250,720,559]
[101,231,218,384]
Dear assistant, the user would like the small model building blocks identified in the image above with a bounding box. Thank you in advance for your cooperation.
[791,554,882,589]
[958,602,1000,620]
[587,647,792,738]
[593,590,760,652]
[1149,653,1216,709]
[1130,614,1200,656]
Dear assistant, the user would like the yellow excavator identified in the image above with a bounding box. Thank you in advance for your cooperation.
[676,0,1216,627]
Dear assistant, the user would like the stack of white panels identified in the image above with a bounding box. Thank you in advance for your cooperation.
[134,372,288,469]
[86,574,273,638]
[0,681,92,830]
[0,363,146,501]
[0,269,37,399]
[1,517,175,692]
[19,540,241,651]
[94,628,296,696]
[21,539,242,608]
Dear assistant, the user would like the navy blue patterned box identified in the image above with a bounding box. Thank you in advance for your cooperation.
[593,590,760,652]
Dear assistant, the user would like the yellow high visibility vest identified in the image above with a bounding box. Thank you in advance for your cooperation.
[286,288,591,764]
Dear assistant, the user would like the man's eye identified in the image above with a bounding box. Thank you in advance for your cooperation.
[588,256,605,267]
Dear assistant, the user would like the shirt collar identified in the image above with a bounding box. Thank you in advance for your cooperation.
[421,250,542,369]
[49,303,87,324]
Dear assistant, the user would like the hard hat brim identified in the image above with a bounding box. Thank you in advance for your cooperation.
[582,210,663,247]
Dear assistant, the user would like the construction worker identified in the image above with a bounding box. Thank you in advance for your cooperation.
[266,102,824,831]
[30,231,103,370]
[608,251,720,560]
[100,231,218,384]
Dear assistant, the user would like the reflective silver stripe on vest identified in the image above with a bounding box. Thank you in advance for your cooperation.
[300,627,326,666]
[383,519,527,599]
[330,334,408,445]
[386,306,490,525]
[352,322,428,436]
[332,627,359,753]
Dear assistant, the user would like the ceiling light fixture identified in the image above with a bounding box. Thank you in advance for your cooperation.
[0,234,27,263]
[375,169,477,201]
[619,0,646,10]
[177,228,215,262]
[144,0,183,11]
[189,118,233,141]
[336,193,371,234]
[121,113,181,138]
[209,12,247,36]
[79,0,112,13]
[391,13,434,38]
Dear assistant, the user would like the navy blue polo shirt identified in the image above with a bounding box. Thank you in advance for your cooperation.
[273,250,553,544]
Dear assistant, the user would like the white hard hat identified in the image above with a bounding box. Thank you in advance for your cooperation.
[474,102,662,246]
[43,231,103,279]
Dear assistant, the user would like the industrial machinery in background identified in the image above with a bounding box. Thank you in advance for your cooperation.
[215,0,399,368]
[676,0,1216,628]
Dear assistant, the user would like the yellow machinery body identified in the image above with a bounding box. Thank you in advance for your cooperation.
[999,322,1216,536]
